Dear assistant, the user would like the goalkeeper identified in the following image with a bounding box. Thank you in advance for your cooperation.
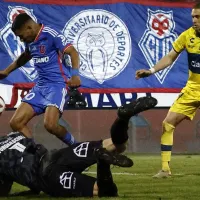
[0,96,157,197]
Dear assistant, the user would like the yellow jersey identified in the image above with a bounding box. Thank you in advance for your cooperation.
[173,27,200,90]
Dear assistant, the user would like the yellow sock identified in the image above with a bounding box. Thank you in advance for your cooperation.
[161,122,175,171]
[161,151,171,171]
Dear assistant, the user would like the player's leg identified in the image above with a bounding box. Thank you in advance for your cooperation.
[43,84,76,145]
[10,85,48,138]
[93,115,134,197]
[44,106,76,145]
[97,96,158,154]
[41,144,118,197]
[44,138,132,175]
[59,96,157,158]
[154,111,186,178]
[42,165,97,197]
[93,145,134,197]
[55,96,150,170]
[105,96,158,153]
[69,98,146,197]
[154,89,200,178]
[41,146,131,197]
[95,156,118,197]
[117,96,157,120]
[45,141,103,173]
[9,102,35,138]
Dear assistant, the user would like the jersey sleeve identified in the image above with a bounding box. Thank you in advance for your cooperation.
[172,31,187,53]
[53,32,72,53]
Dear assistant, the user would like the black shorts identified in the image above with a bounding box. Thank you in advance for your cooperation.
[40,140,102,197]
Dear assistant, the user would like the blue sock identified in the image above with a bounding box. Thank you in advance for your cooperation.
[61,132,77,146]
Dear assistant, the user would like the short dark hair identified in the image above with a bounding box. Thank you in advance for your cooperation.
[11,13,32,33]
[193,3,200,9]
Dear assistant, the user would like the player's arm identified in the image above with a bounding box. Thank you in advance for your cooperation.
[53,32,81,87]
[147,49,179,72]
[63,46,81,87]
[64,45,79,71]
[0,50,32,79]
[135,30,186,79]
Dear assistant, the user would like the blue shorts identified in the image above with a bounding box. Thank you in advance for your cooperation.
[22,84,67,115]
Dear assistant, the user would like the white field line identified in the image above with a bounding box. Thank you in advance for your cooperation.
[83,172,184,176]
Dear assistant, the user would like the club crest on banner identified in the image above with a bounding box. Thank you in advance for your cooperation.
[63,9,131,84]
[0,6,38,81]
[139,9,178,84]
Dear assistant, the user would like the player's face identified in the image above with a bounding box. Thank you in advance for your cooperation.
[15,25,35,43]
[192,8,200,34]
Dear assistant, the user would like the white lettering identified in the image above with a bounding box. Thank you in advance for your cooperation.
[9,142,26,152]
[33,56,49,64]
[63,10,131,84]
[191,61,200,68]
[0,136,25,153]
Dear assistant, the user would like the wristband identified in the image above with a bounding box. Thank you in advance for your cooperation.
[149,68,156,74]
[71,68,79,76]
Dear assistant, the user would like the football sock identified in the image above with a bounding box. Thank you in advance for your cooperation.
[97,160,118,197]
[59,132,77,146]
[161,122,174,171]
[110,118,129,145]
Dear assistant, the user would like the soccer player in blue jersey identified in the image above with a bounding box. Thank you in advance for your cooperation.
[0,13,80,145]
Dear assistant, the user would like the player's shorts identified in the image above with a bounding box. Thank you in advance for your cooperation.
[22,83,67,115]
[170,87,200,120]
[40,140,102,197]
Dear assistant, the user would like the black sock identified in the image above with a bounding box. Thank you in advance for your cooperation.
[110,117,129,145]
[97,160,118,197]
[97,160,113,186]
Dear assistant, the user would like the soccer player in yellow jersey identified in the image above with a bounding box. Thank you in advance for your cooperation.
[135,3,200,178]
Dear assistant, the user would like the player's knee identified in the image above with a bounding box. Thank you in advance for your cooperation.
[10,117,23,131]
[102,138,116,152]
[162,121,175,134]
[44,120,57,134]
[103,138,126,153]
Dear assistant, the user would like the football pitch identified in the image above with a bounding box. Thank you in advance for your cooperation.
[6,154,200,200]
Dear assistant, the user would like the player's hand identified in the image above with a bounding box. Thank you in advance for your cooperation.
[67,76,81,87]
[135,69,152,80]
[0,71,8,80]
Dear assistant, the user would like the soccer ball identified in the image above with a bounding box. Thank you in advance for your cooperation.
[0,97,5,115]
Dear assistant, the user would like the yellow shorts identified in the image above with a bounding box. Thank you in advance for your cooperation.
[170,88,200,120]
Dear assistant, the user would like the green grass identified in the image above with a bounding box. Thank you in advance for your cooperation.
[5,155,200,200]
